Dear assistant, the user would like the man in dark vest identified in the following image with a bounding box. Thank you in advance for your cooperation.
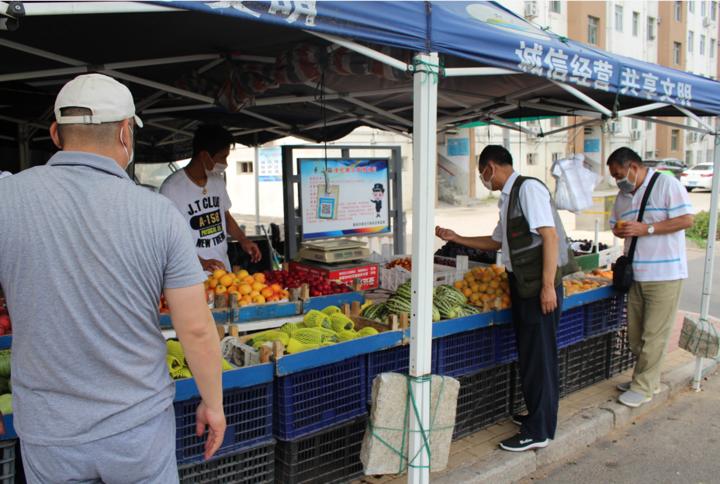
[436,145,571,451]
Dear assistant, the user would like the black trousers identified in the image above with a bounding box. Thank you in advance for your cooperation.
[508,272,562,441]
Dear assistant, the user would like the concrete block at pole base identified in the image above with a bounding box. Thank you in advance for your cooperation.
[678,314,720,359]
[360,372,459,476]
[450,449,536,484]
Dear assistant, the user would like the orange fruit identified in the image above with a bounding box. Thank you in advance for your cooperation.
[462,288,472,297]
[243,276,255,285]
[250,290,260,297]
[253,273,266,284]
[270,283,282,293]
[267,295,279,302]
[233,278,243,287]
[252,282,265,292]
[242,295,252,304]
[454,281,464,290]
[228,285,238,294]
[238,299,250,307]
[236,269,250,279]
[261,287,274,298]
[220,274,235,287]
[252,294,266,304]
[215,284,227,295]
[208,278,219,289]
[212,269,227,280]
[239,284,252,295]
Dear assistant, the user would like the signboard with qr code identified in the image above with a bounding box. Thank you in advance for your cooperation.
[298,158,391,240]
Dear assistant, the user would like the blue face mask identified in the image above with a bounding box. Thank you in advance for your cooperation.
[616,168,637,193]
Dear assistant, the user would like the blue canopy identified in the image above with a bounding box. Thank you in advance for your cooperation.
[165,1,720,115]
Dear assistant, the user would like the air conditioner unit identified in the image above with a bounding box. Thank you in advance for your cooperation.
[630,129,642,140]
[607,121,620,134]
[703,17,711,27]
[524,0,538,19]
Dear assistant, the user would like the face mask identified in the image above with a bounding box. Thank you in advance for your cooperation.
[480,165,494,191]
[120,127,134,166]
[616,168,637,193]
[211,162,228,175]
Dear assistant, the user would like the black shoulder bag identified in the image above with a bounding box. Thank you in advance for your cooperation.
[612,172,660,293]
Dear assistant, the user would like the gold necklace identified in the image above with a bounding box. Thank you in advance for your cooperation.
[185,167,208,195]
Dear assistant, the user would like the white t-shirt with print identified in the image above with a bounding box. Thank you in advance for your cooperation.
[160,170,232,271]
[610,169,694,282]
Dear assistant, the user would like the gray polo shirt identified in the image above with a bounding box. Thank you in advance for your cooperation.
[0,151,205,445]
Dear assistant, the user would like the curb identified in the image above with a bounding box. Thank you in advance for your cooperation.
[439,356,719,483]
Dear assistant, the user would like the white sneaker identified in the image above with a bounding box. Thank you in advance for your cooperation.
[616,381,661,395]
[618,390,652,408]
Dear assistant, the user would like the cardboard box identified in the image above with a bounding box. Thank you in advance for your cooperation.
[290,261,379,290]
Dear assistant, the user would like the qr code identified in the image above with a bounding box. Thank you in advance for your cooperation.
[320,202,332,217]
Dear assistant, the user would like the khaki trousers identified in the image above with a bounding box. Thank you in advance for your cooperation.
[627,279,683,397]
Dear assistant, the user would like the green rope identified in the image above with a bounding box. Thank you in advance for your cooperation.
[368,374,451,473]
[410,58,441,84]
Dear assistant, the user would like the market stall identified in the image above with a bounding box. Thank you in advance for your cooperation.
[1,2,720,483]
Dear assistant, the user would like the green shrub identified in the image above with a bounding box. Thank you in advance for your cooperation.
[686,211,720,246]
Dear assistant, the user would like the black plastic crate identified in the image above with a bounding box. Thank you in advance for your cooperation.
[275,356,367,441]
[436,327,494,377]
[175,383,273,465]
[607,327,636,377]
[178,439,274,484]
[585,295,626,337]
[511,349,566,413]
[493,324,518,365]
[563,334,610,396]
[454,364,512,440]
[0,440,15,484]
[557,306,585,349]
[366,341,439,401]
[275,416,366,484]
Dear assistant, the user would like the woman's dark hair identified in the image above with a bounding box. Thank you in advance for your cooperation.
[477,145,513,170]
[192,124,235,157]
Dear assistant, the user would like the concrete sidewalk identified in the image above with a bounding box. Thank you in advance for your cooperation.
[355,314,717,484]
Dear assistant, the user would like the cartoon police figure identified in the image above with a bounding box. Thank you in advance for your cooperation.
[371,183,385,218]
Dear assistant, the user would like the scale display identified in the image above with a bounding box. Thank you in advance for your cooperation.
[298,158,391,240]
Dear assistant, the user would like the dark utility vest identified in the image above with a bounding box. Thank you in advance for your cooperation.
[506,176,577,298]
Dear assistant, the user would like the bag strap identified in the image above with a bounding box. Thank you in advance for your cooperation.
[628,171,661,261]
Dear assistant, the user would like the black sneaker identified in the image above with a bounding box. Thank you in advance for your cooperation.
[499,433,549,452]
[511,414,528,426]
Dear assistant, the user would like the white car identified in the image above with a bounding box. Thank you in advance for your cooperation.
[680,163,713,191]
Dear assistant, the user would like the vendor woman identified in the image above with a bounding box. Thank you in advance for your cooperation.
[160,124,261,272]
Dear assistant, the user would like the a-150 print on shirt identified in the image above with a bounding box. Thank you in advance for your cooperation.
[186,195,226,248]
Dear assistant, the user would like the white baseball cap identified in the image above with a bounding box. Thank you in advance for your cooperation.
[54,73,143,127]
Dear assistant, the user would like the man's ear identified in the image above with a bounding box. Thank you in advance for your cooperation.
[49,122,62,150]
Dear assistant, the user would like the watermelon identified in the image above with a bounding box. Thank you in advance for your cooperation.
[386,295,412,314]
[432,304,441,322]
[434,285,467,306]
[362,302,387,321]
[395,281,412,301]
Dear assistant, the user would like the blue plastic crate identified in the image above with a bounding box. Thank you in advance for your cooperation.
[436,327,494,377]
[493,324,518,365]
[175,382,273,465]
[584,295,625,337]
[557,306,585,349]
[275,356,367,441]
[366,342,439,400]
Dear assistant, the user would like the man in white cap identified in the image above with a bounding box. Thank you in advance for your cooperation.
[0,73,226,482]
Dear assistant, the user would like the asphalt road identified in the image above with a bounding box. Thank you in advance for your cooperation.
[522,368,720,484]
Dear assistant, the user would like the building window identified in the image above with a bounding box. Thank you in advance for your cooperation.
[631,118,640,130]
[708,149,714,163]
[646,120,652,131]
[550,0,561,14]
[686,150,694,165]
[700,35,706,55]
[526,153,538,166]
[588,16,599,45]
[236,161,253,174]
[701,0,707,16]
[689,0,695,14]
[673,42,682,65]
[675,1,682,21]
[713,1,717,21]
[645,151,654,160]
[615,5,624,32]
[647,17,656,40]
[550,117,562,128]
[688,31,694,53]
[552,152,564,162]
[712,39,716,58]
[632,12,640,36]
[671,129,680,151]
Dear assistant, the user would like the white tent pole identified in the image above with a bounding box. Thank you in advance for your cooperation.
[675,105,718,134]
[305,30,409,72]
[633,115,713,134]
[20,1,178,15]
[550,80,612,117]
[692,133,720,391]
[254,146,261,230]
[408,52,438,484]
[443,67,519,77]
[616,102,669,118]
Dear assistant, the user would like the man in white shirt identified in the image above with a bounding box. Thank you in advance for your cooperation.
[608,147,694,408]
[161,124,261,272]
[436,145,568,452]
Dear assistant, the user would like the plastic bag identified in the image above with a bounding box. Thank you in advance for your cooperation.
[552,154,600,213]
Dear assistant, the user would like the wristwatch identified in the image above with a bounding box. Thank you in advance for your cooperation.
[647,224,655,235]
